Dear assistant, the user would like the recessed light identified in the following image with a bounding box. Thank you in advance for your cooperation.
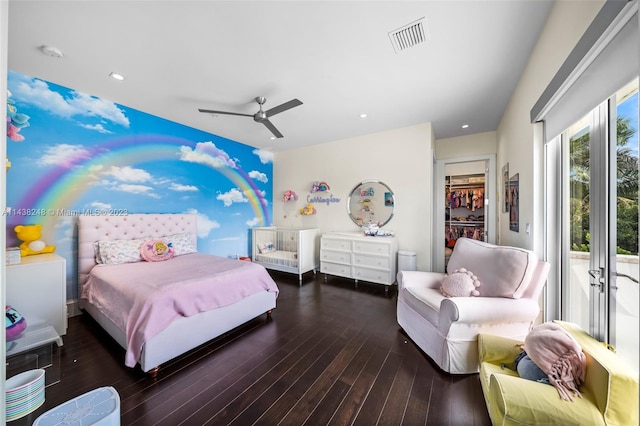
[109,72,125,81]
[461,124,470,129]
[41,46,64,58]
[360,113,368,119]
[269,136,276,140]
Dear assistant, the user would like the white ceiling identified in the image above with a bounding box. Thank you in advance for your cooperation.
[8,1,554,152]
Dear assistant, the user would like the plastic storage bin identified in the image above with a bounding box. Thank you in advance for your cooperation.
[33,386,120,426]
[398,251,417,271]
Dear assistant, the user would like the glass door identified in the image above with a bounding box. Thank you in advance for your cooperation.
[562,78,638,372]
[610,80,638,368]
[564,112,593,334]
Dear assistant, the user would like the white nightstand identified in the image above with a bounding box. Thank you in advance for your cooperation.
[6,253,67,339]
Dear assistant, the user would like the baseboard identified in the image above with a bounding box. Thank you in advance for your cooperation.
[67,299,82,317]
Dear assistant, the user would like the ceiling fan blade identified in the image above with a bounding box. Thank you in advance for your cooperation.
[198,108,253,118]
[262,119,284,138]
[265,99,302,117]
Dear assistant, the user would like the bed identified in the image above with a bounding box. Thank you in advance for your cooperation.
[77,213,278,375]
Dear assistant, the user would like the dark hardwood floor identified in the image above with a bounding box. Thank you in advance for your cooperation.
[11,272,491,426]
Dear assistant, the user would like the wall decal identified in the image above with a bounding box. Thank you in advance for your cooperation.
[282,190,298,202]
[310,181,330,192]
[5,70,274,297]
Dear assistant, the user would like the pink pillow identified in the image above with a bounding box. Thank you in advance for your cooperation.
[441,268,481,297]
[141,239,175,262]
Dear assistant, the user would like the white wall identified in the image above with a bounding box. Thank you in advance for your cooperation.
[274,123,434,271]
[496,0,605,253]
[435,131,497,159]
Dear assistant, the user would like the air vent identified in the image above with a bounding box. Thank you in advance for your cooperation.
[388,17,428,53]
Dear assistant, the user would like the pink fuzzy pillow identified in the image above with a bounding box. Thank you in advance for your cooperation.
[441,268,481,297]
[141,239,175,262]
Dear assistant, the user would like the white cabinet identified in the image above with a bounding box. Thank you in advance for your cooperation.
[320,232,398,291]
[6,253,67,340]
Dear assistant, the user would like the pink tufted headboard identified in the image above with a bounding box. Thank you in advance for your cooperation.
[77,213,198,291]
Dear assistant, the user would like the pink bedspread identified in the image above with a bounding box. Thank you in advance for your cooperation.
[81,253,279,367]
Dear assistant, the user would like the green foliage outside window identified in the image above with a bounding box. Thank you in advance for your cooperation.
[570,116,639,255]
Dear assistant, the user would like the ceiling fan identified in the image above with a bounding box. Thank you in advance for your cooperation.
[198,96,302,138]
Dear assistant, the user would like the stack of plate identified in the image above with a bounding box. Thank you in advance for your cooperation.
[5,369,46,422]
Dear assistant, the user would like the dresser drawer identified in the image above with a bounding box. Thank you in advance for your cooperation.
[321,238,351,251]
[353,240,391,256]
[353,253,391,270]
[321,250,351,264]
[321,261,352,278]
[353,267,394,285]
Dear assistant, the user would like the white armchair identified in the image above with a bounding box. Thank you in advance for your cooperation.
[397,238,550,374]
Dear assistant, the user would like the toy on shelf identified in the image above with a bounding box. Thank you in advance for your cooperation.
[310,181,330,193]
[14,224,56,256]
[7,90,31,142]
[282,190,298,202]
[5,305,27,341]
[359,186,375,196]
[300,203,316,215]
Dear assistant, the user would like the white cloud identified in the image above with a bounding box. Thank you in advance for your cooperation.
[105,166,151,182]
[246,217,262,227]
[11,76,129,127]
[217,188,248,207]
[37,144,92,168]
[179,141,237,169]
[184,208,220,238]
[253,148,273,164]
[249,170,268,183]
[169,183,199,192]
[54,217,75,243]
[90,201,112,210]
[114,184,156,196]
[80,123,112,134]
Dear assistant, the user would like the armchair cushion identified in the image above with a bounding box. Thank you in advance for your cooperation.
[448,238,538,299]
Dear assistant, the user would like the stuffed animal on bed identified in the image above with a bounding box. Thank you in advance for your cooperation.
[5,306,27,341]
[14,224,56,256]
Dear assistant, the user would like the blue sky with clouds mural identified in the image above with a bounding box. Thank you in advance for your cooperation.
[6,70,273,296]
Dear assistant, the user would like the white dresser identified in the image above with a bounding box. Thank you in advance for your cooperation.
[320,232,398,291]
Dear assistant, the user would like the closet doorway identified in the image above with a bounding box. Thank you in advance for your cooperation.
[434,155,496,272]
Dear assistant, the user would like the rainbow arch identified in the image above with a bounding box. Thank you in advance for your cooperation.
[14,135,270,230]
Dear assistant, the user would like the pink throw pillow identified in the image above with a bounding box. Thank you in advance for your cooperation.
[441,268,481,297]
[141,239,175,262]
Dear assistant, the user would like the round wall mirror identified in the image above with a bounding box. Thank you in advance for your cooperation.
[347,180,395,227]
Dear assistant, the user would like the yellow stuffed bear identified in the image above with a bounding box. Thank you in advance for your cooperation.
[14,224,56,256]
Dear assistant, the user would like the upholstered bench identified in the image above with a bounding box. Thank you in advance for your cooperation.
[478,321,638,425]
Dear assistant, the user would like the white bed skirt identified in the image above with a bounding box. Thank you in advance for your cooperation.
[83,290,276,372]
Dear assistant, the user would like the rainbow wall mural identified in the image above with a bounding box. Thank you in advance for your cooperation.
[6,70,273,299]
